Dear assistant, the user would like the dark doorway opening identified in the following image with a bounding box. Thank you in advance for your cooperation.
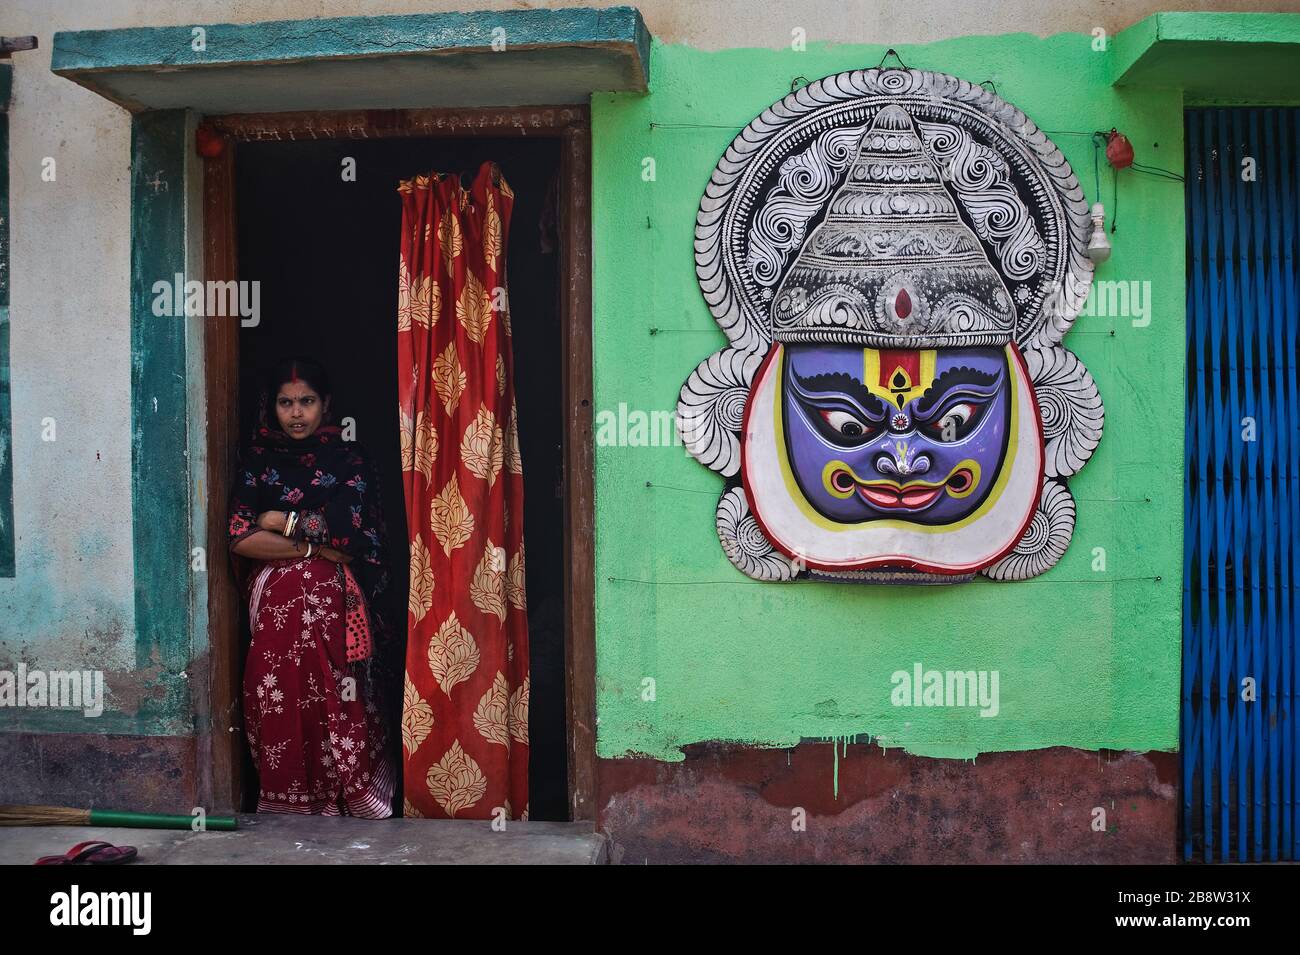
[232,135,569,821]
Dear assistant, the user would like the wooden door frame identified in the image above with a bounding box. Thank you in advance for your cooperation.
[201,105,596,821]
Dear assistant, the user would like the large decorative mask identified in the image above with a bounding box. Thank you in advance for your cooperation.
[679,71,1104,583]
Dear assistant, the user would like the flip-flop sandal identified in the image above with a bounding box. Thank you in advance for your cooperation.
[35,840,112,865]
[34,840,138,866]
[85,844,137,865]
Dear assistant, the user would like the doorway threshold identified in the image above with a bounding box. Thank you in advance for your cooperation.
[0,815,608,865]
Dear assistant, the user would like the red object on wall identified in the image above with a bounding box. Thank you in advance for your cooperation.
[195,124,224,158]
[1105,129,1134,169]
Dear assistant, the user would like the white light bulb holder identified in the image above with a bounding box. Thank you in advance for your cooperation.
[1086,201,1112,265]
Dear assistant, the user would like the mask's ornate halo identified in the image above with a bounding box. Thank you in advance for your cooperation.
[695,68,1094,352]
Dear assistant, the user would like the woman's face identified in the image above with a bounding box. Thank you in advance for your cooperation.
[274,380,329,440]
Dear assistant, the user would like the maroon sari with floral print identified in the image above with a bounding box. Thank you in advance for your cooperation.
[228,414,395,818]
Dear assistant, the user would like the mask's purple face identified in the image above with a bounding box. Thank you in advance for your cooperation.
[781,345,1011,525]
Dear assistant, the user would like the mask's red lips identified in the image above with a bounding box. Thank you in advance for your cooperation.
[858,483,942,509]
[826,464,976,510]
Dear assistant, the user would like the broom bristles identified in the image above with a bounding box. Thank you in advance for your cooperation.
[0,805,92,826]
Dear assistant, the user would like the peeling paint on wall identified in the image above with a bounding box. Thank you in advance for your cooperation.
[598,742,1178,863]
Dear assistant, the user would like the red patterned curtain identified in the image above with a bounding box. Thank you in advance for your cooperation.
[397,163,529,820]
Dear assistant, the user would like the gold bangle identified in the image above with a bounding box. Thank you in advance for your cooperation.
[282,511,298,538]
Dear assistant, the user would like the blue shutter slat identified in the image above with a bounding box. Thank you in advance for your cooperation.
[1184,107,1300,862]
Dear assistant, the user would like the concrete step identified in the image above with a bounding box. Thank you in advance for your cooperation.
[0,814,609,864]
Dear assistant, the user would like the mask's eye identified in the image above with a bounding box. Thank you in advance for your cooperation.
[926,402,980,442]
[818,409,875,442]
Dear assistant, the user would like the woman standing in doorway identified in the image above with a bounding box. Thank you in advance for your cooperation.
[228,357,395,817]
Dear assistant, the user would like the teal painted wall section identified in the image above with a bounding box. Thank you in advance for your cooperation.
[0,299,11,580]
[0,106,177,738]
[51,7,651,113]
[125,110,193,735]
[52,6,649,73]
[0,64,14,578]
[591,33,1185,761]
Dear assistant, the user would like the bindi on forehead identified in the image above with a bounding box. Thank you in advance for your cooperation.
[863,349,937,410]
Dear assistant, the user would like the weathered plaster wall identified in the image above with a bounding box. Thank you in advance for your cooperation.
[0,6,136,725]
[591,33,1186,762]
[0,0,1285,803]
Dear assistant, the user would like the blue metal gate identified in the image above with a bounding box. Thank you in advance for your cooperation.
[1184,108,1299,862]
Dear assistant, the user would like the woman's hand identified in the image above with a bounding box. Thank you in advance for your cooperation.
[257,510,288,533]
[317,546,353,564]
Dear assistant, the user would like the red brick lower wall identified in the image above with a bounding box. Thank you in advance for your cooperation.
[0,731,198,813]
[597,742,1177,864]
[3,731,1177,863]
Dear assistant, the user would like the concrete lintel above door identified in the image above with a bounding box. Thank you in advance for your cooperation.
[51,6,650,113]
[1112,12,1300,102]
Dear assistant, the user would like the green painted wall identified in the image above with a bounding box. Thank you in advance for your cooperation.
[591,33,1186,761]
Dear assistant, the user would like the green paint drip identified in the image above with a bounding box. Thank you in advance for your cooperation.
[831,735,852,801]
[832,737,838,801]
[830,736,869,801]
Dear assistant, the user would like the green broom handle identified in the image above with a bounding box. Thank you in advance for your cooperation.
[87,810,238,831]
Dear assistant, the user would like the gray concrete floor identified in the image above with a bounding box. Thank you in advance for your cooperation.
[0,814,608,864]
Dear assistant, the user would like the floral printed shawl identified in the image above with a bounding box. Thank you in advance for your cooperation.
[228,396,392,606]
